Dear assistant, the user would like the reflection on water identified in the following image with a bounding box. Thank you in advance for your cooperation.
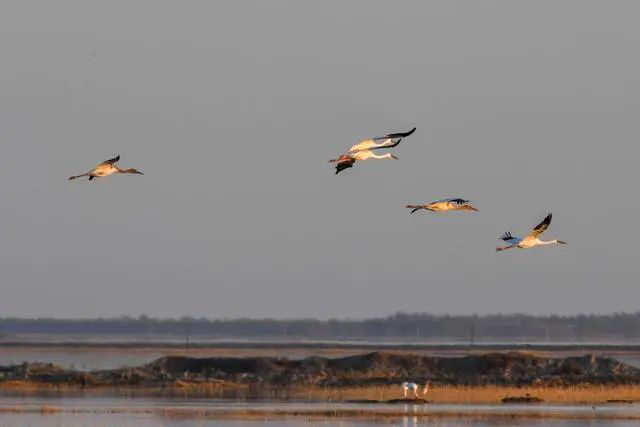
[1,393,640,427]
[1,413,640,427]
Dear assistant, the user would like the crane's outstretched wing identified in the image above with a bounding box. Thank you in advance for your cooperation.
[330,155,356,174]
[334,160,355,174]
[406,205,427,214]
[348,139,380,153]
[443,198,470,205]
[429,198,470,205]
[99,155,120,165]
[528,213,552,238]
[499,232,522,245]
[373,127,416,140]
[349,138,400,153]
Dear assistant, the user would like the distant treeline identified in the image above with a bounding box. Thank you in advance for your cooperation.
[1,313,640,342]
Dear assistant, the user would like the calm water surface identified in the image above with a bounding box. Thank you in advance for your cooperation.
[1,394,640,427]
[0,413,639,426]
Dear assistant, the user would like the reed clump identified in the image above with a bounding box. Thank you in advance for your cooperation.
[39,405,61,414]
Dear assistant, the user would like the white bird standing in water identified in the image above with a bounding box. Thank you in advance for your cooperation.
[68,155,143,181]
[401,381,431,398]
[401,382,420,398]
[496,213,567,252]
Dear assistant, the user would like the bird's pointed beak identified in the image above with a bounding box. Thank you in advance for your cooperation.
[557,240,567,244]
[391,154,399,160]
[137,171,144,175]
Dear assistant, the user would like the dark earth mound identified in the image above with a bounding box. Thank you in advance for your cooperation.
[502,395,544,403]
[386,398,430,404]
[1,352,639,388]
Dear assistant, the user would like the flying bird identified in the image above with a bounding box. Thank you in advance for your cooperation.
[406,198,479,214]
[68,155,143,181]
[496,213,567,252]
[348,127,416,153]
[330,127,414,174]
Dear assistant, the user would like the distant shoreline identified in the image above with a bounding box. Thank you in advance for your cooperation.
[4,340,640,352]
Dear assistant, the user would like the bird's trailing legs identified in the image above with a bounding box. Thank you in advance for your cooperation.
[406,205,434,214]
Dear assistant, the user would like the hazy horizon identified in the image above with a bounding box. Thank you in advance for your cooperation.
[2,310,640,321]
[1,1,639,319]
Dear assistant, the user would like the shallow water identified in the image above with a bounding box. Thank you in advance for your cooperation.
[1,412,639,426]
[2,415,640,427]
[1,394,640,426]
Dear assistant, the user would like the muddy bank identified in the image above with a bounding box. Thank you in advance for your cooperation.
[1,351,639,388]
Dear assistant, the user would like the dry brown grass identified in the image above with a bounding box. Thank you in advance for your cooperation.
[0,380,80,391]
[3,379,640,405]
[39,405,61,414]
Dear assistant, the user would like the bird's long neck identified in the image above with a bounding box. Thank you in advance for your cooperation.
[372,139,392,148]
[117,167,137,174]
[455,205,478,212]
[371,152,393,159]
[537,239,558,246]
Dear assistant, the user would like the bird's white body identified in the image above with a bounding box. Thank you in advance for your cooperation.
[517,237,562,249]
[349,138,393,153]
[92,164,118,178]
[427,200,454,211]
[402,382,420,398]
[427,199,477,212]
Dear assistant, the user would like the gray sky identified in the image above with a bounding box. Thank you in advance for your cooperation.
[1,1,638,319]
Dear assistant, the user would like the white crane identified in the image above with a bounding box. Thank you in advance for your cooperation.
[402,382,420,398]
[401,380,431,398]
[406,198,479,213]
[68,155,143,181]
[496,213,567,252]
[330,127,415,174]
